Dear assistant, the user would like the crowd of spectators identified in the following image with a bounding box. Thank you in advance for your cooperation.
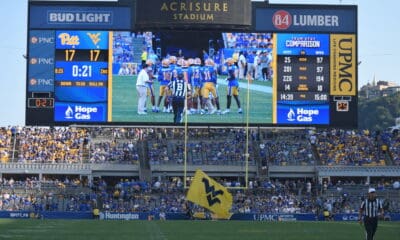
[0,127,12,163]
[0,126,399,218]
[0,126,399,167]
[260,130,314,166]
[0,176,88,212]
[224,33,273,50]
[14,127,88,164]
[311,129,388,166]
[149,128,256,166]
[1,176,399,216]
[113,32,136,64]
[389,133,400,165]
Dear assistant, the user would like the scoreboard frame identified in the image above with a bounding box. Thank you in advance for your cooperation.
[26,0,357,128]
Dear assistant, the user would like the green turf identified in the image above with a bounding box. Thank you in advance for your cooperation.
[0,220,398,240]
[238,78,273,87]
[111,75,273,124]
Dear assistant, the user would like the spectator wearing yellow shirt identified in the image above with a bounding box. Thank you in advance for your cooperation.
[141,48,148,66]
[93,208,100,219]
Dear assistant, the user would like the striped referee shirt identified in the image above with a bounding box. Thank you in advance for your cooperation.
[360,198,382,218]
[168,79,187,98]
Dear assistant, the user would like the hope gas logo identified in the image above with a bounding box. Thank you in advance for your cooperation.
[65,105,98,120]
[287,108,296,121]
[287,107,319,122]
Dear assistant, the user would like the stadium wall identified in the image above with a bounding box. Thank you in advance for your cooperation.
[1,211,399,221]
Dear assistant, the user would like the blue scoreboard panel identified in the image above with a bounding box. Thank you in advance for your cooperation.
[275,34,330,125]
[54,31,109,122]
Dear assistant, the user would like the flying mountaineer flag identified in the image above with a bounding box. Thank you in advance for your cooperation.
[186,169,233,219]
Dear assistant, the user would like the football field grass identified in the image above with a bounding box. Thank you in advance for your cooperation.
[0,220,398,240]
[111,75,273,124]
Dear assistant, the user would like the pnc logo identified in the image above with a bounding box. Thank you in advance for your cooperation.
[30,78,37,85]
[58,33,80,47]
[272,10,292,30]
[31,37,38,44]
[87,33,101,46]
[30,58,38,64]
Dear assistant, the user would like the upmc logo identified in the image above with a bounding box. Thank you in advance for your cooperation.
[272,10,292,30]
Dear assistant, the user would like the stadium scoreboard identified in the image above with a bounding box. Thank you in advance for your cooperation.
[26,0,357,127]
[275,34,331,124]
[53,31,109,122]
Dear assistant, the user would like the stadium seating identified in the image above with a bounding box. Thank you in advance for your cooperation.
[314,129,388,166]
[224,32,272,49]
[0,126,399,215]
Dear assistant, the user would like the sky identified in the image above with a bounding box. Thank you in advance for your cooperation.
[0,0,399,126]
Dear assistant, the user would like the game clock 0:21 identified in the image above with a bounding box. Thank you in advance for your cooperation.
[28,98,54,108]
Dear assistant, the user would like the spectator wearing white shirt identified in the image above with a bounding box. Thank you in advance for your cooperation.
[118,63,130,75]
[238,51,247,79]
[136,64,151,114]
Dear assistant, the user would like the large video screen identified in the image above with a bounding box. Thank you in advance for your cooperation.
[26,3,357,127]
[109,31,274,125]
[27,30,356,126]
[29,30,277,125]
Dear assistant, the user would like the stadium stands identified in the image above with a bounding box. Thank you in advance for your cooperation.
[0,126,399,215]
[1,175,399,214]
[389,133,400,165]
[313,129,388,166]
[224,33,272,49]
[1,126,399,167]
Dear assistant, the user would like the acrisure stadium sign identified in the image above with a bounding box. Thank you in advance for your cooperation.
[135,0,251,29]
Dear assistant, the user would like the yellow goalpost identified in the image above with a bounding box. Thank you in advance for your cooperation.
[183,76,252,190]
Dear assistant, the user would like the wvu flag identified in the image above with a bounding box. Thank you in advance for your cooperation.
[186,169,233,219]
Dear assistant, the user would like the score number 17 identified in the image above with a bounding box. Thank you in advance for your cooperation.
[64,49,101,62]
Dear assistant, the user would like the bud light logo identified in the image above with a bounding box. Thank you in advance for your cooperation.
[272,10,292,30]
[55,103,106,122]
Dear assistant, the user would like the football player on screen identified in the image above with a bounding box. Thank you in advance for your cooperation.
[157,59,172,113]
[222,58,242,114]
[188,58,203,114]
[145,60,157,112]
[200,58,220,114]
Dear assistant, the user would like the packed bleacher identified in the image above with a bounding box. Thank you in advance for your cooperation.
[389,133,400,165]
[0,126,399,216]
[0,126,399,167]
[149,128,256,166]
[260,130,315,166]
[1,176,399,215]
[224,32,272,49]
[312,129,388,166]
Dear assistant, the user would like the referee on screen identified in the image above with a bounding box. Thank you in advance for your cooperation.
[168,71,188,124]
[359,188,383,240]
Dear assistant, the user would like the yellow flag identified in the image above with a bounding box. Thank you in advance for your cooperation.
[186,169,233,219]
